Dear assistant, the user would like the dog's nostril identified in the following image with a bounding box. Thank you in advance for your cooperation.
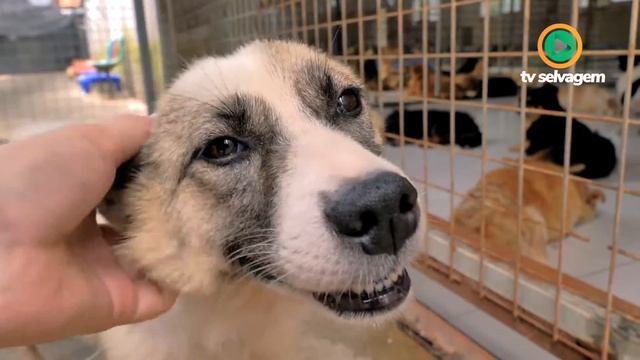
[399,193,415,214]
[360,211,378,235]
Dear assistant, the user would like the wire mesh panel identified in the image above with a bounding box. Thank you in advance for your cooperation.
[0,0,156,140]
[167,0,640,358]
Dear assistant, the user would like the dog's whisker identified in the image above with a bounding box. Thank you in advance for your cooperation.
[267,267,296,285]
[166,92,217,109]
[224,251,279,266]
[234,255,277,273]
[220,228,277,244]
[223,237,273,252]
[224,247,278,262]
[220,230,278,252]
[238,261,286,282]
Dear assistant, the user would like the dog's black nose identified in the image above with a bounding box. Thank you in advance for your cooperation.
[324,171,419,256]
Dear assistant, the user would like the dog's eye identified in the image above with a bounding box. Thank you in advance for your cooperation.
[337,88,362,116]
[199,137,248,164]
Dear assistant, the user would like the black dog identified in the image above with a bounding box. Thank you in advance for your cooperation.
[458,58,518,98]
[464,77,519,99]
[385,110,482,148]
[525,85,617,179]
[526,84,564,109]
[483,77,519,98]
[617,55,640,109]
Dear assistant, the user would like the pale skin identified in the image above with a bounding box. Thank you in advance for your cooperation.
[0,115,177,347]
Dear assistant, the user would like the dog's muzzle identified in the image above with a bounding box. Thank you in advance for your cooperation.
[315,171,419,316]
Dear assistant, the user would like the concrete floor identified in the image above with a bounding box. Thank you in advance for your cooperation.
[0,72,146,138]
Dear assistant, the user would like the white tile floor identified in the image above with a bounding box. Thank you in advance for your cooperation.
[409,268,556,360]
[382,100,640,306]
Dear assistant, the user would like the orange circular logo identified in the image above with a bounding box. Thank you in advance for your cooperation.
[537,23,583,69]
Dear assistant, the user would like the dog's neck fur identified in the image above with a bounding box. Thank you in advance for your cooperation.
[99,278,312,359]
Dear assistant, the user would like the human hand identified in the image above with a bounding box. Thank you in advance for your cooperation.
[0,116,177,347]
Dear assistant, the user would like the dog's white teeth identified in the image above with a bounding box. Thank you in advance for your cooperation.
[383,278,393,288]
[390,270,400,282]
[352,285,363,294]
[375,282,384,291]
[365,284,375,294]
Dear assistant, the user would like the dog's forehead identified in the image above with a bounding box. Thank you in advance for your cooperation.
[169,41,360,117]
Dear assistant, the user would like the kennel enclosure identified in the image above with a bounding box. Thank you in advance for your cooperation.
[155,1,640,358]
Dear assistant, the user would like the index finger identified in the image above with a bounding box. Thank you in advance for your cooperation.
[82,115,153,169]
[0,115,152,243]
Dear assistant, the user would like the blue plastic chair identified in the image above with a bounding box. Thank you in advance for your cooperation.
[77,72,121,94]
[76,38,124,94]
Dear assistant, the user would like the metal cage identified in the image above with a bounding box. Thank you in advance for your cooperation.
[158,1,640,358]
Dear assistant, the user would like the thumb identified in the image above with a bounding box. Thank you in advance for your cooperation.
[99,225,178,325]
[118,279,178,325]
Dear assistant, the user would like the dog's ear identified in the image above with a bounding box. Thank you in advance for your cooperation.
[587,189,606,205]
[618,55,639,72]
[619,55,628,72]
[112,155,142,190]
[569,163,586,174]
[618,55,640,71]
[98,154,143,230]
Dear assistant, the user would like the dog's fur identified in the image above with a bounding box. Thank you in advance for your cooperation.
[405,64,478,99]
[524,115,617,179]
[406,58,519,99]
[384,110,482,148]
[458,59,519,99]
[369,109,386,145]
[453,159,604,262]
[479,76,519,98]
[96,41,424,359]
[527,83,620,119]
[523,85,618,179]
[363,47,414,91]
[616,55,640,116]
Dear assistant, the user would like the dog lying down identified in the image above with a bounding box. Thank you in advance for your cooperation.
[453,159,604,262]
[96,41,425,359]
[385,109,482,148]
[523,85,618,179]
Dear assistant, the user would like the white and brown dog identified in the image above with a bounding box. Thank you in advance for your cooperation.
[95,40,425,359]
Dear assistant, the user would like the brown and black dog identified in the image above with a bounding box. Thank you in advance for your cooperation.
[405,63,479,99]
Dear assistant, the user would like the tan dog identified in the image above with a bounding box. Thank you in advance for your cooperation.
[377,47,405,91]
[406,64,478,99]
[364,47,426,91]
[523,83,621,126]
[558,85,620,118]
[363,47,400,91]
[453,159,604,262]
[95,40,425,359]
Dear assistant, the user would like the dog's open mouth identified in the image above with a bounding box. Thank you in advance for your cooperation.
[312,268,410,316]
